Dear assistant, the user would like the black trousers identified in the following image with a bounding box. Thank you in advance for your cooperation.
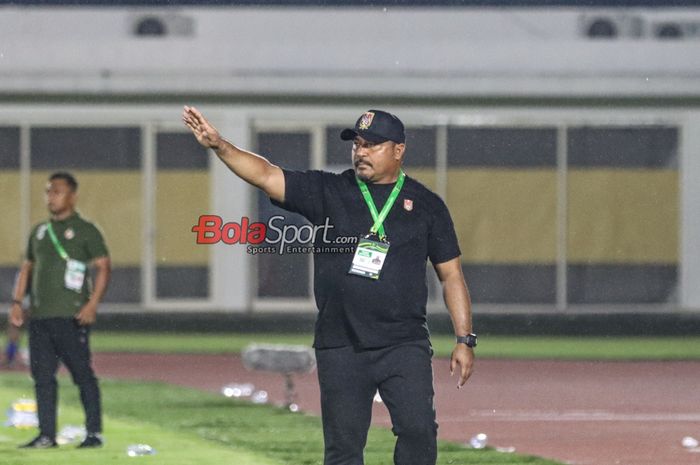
[28,318,102,439]
[316,340,438,465]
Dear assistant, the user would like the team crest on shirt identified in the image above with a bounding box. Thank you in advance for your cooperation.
[64,228,75,240]
[403,199,413,211]
[36,224,47,240]
[358,112,375,130]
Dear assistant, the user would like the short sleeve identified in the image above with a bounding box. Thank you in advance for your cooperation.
[26,228,35,262]
[271,169,326,224]
[427,196,461,265]
[84,224,109,260]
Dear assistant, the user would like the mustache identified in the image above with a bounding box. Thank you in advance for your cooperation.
[354,160,372,168]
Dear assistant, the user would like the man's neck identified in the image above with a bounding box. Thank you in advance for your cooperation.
[51,209,75,221]
[372,170,401,185]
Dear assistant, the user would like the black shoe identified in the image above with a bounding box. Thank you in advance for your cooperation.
[77,433,103,449]
[19,435,58,449]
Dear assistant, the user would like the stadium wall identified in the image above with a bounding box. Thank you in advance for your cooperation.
[1,6,699,314]
[2,7,700,97]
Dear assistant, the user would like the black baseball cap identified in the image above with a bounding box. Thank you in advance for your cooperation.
[340,110,405,144]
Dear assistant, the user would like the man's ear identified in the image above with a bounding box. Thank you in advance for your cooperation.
[394,143,406,162]
[69,190,78,207]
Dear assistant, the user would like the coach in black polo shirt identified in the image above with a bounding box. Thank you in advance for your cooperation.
[184,106,476,465]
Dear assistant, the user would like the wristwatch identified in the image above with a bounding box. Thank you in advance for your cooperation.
[456,333,477,348]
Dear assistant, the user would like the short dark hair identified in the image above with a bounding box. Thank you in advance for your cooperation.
[49,172,78,192]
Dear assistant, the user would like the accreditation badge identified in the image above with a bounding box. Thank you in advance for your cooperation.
[348,237,389,280]
[64,259,87,292]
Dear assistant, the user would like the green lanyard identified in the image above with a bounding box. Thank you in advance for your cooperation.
[46,222,70,261]
[355,171,406,241]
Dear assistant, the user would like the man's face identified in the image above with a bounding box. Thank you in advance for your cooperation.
[45,179,76,215]
[351,136,405,183]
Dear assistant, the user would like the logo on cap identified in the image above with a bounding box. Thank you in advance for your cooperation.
[358,112,375,130]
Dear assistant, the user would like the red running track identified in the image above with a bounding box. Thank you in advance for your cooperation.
[13,353,700,465]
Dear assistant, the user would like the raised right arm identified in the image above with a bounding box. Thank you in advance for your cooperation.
[182,106,285,202]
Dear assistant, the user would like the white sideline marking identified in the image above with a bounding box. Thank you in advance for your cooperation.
[439,410,700,422]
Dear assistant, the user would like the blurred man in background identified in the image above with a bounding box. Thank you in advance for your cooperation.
[3,272,29,368]
[8,172,111,449]
[3,322,22,367]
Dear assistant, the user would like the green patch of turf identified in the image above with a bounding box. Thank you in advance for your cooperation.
[0,376,277,465]
[0,374,562,465]
[457,336,700,361]
[84,332,700,361]
[90,332,313,355]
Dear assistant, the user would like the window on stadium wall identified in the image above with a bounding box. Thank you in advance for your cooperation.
[447,127,559,304]
[29,127,143,303]
[0,127,21,303]
[255,131,312,298]
[566,126,678,304]
[252,122,679,307]
[155,132,211,299]
[7,127,212,304]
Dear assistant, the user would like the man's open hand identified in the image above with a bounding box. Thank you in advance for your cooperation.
[182,106,223,150]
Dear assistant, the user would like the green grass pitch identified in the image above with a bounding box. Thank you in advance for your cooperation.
[0,375,563,465]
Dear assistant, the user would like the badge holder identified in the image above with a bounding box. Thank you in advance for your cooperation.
[46,222,87,293]
[348,235,389,280]
[64,259,86,292]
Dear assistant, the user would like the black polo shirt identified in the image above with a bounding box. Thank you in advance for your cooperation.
[273,169,460,350]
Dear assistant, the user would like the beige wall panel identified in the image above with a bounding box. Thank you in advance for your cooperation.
[568,169,678,263]
[29,171,142,266]
[447,169,557,264]
[405,168,437,191]
[0,173,23,265]
[156,171,210,266]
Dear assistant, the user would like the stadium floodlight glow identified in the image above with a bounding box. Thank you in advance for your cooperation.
[586,18,618,38]
[129,13,194,38]
[134,17,167,36]
[579,13,645,40]
[655,23,683,39]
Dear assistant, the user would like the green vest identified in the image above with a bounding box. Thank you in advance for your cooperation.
[27,212,109,318]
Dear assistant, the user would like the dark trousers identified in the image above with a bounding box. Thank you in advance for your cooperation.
[316,340,438,465]
[28,318,102,439]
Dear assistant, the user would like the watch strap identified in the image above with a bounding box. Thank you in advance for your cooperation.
[456,333,477,348]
